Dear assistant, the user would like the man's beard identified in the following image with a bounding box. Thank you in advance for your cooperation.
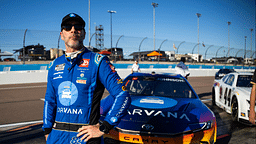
[66,40,82,50]
[66,35,84,50]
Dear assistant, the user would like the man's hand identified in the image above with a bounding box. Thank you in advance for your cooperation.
[77,124,104,142]
[249,110,255,124]
[45,134,49,141]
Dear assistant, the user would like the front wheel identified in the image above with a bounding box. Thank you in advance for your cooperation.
[231,97,238,121]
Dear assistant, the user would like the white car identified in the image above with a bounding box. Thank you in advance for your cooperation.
[212,72,255,125]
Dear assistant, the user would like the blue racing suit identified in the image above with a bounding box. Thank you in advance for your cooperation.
[42,48,131,144]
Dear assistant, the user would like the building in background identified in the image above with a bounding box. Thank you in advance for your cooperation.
[13,44,64,61]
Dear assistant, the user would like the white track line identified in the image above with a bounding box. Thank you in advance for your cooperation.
[0,120,43,128]
[0,85,46,90]
[201,99,212,102]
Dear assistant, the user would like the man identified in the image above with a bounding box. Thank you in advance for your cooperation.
[42,13,131,144]
[131,60,140,73]
[249,69,256,124]
[175,57,190,79]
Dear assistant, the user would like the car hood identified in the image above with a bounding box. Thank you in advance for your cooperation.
[115,96,215,135]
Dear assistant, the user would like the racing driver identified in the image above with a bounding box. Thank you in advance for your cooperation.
[42,13,131,144]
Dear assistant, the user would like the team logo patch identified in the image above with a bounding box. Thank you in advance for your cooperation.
[58,81,78,106]
[76,73,87,84]
[95,54,103,65]
[55,63,65,71]
[110,117,118,123]
[79,59,90,67]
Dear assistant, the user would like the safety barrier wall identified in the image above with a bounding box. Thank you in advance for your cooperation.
[0,63,255,72]
[0,67,254,85]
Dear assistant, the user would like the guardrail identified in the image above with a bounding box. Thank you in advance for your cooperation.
[0,63,255,72]
[0,63,254,85]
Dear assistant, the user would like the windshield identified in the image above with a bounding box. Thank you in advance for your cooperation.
[236,75,253,87]
[124,76,196,98]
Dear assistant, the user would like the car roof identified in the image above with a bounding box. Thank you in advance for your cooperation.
[227,71,253,76]
[218,68,235,72]
[127,72,183,79]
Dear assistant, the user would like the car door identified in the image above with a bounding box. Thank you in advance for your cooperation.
[222,74,235,109]
[218,75,229,104]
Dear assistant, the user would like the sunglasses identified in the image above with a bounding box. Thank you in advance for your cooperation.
[62,24,84,31]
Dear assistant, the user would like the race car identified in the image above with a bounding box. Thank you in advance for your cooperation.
[212,71,255,124]
[215,68,236,79]
[101,72,217,144]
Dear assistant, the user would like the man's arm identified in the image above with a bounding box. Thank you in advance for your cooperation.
[77,56,131,142]
[42,63,57,141]
[249,69,256,124]
[249,84,255,124]
[98,57,131,125]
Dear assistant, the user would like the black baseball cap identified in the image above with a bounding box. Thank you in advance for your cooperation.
[61,13,86,27]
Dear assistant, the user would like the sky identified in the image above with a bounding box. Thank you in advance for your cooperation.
[0,0,255,59]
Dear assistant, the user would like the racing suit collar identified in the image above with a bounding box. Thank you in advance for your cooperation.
[66,48,89,70]
[65,48,85,60]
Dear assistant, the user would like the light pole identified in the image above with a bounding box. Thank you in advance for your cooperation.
[108,10,116,60]
[250,28,253,57]
[152,2,158,51]
[227,22,231,57]
[196,13,201,57]
[244,36,247,60]
[23,29,28,64]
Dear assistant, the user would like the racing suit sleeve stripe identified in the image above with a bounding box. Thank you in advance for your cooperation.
[107,91,125,115]
[44,101,48,125]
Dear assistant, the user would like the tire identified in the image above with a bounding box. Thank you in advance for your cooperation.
[231,97,238,121]
[212,88,216,106]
